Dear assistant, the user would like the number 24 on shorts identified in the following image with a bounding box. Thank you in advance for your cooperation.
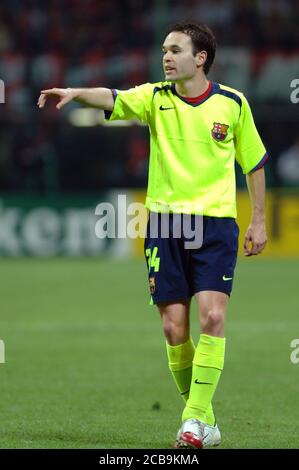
[145,247,160,272]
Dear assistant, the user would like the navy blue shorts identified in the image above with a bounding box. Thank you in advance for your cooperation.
[144,213,239,304]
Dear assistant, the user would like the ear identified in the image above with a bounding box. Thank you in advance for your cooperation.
[196,50,207,69]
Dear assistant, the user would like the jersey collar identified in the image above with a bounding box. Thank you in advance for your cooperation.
[170,81,219,107]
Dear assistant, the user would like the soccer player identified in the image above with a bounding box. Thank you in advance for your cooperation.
[38,22,268,449]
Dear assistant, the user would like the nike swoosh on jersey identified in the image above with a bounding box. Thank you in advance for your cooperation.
[159,105,175,111]
[222,275,233,281]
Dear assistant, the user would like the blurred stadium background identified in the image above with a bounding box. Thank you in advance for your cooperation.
[0,0,298,449]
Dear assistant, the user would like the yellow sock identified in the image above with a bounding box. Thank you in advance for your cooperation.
[166,337,215,424]
[166,338,195,401]
[181,334,225,426]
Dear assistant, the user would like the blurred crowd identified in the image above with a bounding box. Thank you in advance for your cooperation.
[0,0,299,192]
[1,0,299,56]
[0,0,299,108]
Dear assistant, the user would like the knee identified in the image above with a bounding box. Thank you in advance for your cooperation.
[162,318,188,346]
[201,309,225,336]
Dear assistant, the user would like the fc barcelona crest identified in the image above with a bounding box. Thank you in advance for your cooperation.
[211,122,229,141]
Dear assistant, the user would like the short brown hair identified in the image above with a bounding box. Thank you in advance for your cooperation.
[166,22,216,74]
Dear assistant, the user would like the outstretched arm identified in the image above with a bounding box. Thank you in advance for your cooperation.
[244,167,267,256]
[37,87,115,111]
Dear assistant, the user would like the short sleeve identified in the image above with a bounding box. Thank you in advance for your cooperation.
[104,83,153,123]
[234,94,268,174]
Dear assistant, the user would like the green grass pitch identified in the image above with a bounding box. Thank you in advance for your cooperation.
[0,257,298,449]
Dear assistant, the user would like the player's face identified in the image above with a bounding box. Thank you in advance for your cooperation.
[162,32,201,82]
